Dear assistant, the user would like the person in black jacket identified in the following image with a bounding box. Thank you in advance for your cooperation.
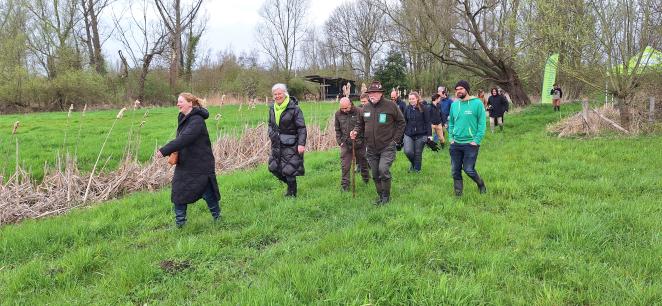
[156,93,221,228]
[268,83,307,197]
[550,84,563,111]
[429,93,445,148]
[403,91,432,172]
[487,88,509,132]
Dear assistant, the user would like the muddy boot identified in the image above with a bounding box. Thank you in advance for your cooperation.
[471,175,487,194]
[373,179,383,205]
[380,179,391,204]
[453,180,463,197]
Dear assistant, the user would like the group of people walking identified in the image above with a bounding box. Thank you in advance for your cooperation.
[155,79,509,226]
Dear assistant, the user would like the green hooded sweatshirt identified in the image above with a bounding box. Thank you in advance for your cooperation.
[448,96,486,144]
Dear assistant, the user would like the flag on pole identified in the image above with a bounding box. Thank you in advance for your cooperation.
[541,54,559,104]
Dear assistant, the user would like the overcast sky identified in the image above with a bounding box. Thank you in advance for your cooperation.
[104,0,344,66]
[182,0,344,59]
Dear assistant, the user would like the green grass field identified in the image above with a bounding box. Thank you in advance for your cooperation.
[0,102,337,180]
[1,103,661,304]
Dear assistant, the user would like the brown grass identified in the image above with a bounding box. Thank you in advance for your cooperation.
[0,117,337,225]
[546,104,630,137]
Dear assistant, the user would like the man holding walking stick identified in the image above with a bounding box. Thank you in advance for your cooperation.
[335,97,370,192]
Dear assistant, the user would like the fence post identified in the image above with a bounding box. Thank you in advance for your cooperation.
[649,97,656,124]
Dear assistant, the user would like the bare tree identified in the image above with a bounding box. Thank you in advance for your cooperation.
[382,0,534,106]
[587,0,662,128]
[255,0,309,80]
[154,0,204,91]
[325,0,386,80]
[113,0,168,103]
[80,0,115,74]
[25,0,81,79]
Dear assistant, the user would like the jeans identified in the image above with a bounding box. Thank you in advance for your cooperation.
[173,181,221,226]
[449,143,480,181]
[403,135,427,171]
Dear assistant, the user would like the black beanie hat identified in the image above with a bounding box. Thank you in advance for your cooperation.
[454,80,470,93]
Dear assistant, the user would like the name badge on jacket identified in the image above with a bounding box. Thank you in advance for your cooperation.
[379,113,387,123]
[364,112,371,117]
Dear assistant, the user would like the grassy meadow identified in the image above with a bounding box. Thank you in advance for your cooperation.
[0,102,338,180]
[1,103,661,304]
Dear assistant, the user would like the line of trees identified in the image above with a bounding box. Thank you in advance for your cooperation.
[0,0,660,128]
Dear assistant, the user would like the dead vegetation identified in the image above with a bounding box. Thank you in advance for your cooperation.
[0,117,336,225]
[547,104,642,137]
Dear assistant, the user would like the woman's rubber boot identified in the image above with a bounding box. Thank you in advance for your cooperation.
[453,180,463,197]
[174,204,187,228]
[285,177,297,197]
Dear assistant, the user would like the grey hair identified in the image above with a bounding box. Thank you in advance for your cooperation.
[271,83,289,95]
[438,86,446,93]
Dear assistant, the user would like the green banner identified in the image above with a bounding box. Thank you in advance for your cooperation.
[541,54,559,104]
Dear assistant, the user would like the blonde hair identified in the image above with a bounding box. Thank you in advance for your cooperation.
[179,92,204,107]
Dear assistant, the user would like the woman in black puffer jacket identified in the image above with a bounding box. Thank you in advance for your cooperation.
[157,93,220,227]
[403,91,432,172]
[268,83,307,197]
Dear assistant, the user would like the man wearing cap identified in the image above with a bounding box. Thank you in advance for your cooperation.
[350,81,406,205]
[448,80,487,196]
[335,97,370,191]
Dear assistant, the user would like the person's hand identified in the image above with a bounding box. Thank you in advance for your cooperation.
[450,140,455,144]
[428,136,433,141]
[340,142,344,147]
[154,149,164,158]
[470,142,477,146]
[349,130,357,140]
[297,145,305,154]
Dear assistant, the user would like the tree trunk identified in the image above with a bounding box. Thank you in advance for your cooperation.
[88,0,105,74]
[616,97,631,130]
[498,68,530,107]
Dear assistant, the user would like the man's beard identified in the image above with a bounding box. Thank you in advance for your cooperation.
[457,93,467,99]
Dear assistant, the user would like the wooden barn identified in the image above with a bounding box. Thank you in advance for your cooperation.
[304,75,360,100]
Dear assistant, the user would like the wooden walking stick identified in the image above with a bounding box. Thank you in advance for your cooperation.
[351,139,357,198]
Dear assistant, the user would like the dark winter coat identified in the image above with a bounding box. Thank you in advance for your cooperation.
[335,105,364,148]
[159,107,220,205]
[355,96,406,151]
[268,96,307,177]
[440,97,453,125]
[487,94,509,117]
[395,98,407,115]
[429,102,443,125]
[404,104,432,137]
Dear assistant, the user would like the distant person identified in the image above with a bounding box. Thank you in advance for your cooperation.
[477,89,488,109]
[403,92,432,172]
[359,93,370,108]
[439,86,454,140]
[156,92,221,228]
[335,97,370,192]
[390,90,407,115]
[448,80,487,196]
[351,81,405,205]
[551,84,563,111]
[487,87,509,132]
[268,83,307,197]
[429,93,445,148]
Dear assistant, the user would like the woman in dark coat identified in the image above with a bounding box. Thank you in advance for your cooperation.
[403,91,432,172]
[487,87,509,132]
[156,93,220,227]
[268,83,307,197]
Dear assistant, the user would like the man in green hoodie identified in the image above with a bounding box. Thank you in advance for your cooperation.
[448,80,487,196]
